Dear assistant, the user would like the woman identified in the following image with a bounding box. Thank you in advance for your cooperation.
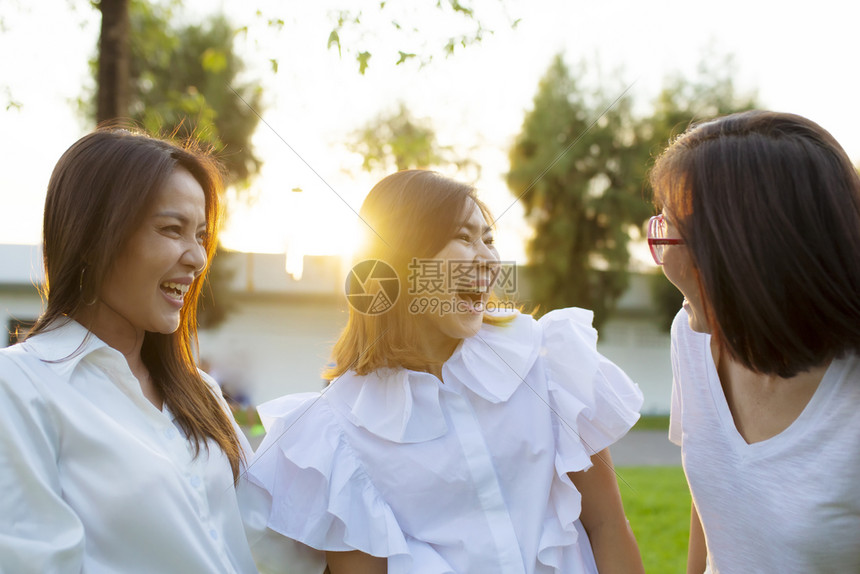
[648,110,860,572]
[0,127,258,572]
[246,170,645,573]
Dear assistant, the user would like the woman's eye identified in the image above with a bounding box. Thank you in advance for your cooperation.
[163,225,182,235]
[457,234,471,242]
[197,232,208,245]
[483,236,495,246]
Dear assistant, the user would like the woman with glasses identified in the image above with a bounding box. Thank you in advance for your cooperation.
[245,170,645,573]
[648,110,860,573]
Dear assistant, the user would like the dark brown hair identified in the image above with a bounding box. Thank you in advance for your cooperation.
[651,110,860,377]
[29,126,244,479]
[325,170,511,380]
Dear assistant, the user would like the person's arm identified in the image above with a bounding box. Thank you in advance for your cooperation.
[687,502,707,574]
[568,448,645,574]
[326,550,387,574]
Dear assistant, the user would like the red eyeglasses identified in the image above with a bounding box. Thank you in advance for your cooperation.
[647,214,684,265]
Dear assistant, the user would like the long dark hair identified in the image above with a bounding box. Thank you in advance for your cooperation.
[651,110,860,377]
[30,127,243,479]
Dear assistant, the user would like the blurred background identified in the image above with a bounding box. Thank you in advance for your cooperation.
[2,0,858,413]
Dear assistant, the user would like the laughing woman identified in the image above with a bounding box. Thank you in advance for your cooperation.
[648,111,860,572]
[246,170,645,573]
[0,128,257,572]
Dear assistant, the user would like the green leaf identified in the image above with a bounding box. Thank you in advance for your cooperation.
[201,48,228,73]
[395,51,415,65]
[448,0,475,17]
[327,29,341,57]
[270,58,279,74]
[357,51,371,74]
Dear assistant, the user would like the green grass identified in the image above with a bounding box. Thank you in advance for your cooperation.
[616,466,690,574]
[632,414,671,431]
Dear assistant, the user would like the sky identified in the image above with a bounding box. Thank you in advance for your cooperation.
[1,0,859,268]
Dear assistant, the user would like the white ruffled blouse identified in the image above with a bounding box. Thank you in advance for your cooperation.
[246,308,643,573]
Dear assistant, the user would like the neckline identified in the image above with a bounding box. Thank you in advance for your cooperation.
[702,333,844,454]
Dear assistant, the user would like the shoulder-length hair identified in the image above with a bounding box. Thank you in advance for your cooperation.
[325,170,513,381]
[651,110,860,377]
[29,126,243,479]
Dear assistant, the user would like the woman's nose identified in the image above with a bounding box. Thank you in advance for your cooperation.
[184,241,208,276]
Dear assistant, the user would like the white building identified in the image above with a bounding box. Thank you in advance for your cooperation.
[0,244,672,413]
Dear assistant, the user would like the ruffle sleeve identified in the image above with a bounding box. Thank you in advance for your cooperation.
[531,308,642,571]
[246,393,414,572]
[539,307,643,466]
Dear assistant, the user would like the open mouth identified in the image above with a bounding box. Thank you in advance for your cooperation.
[160,281,190,302]
[454,283,490,313]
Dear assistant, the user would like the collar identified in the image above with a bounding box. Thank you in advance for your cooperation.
[325,311,541,443]
[20,318,111,380]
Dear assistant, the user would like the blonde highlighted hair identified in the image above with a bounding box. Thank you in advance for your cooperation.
[325,170,515,381]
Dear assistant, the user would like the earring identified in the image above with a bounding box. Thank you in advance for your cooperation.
[79,266,98,306]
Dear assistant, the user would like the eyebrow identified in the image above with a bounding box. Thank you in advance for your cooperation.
[154,211,206,229]
[459,221,493,235]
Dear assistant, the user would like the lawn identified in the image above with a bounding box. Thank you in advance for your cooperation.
[616,465,690,574]
[631,414,671,431]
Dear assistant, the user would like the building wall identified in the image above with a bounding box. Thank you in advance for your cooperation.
[1,288,44,345]
[197,296,347,405]
[598,316,672,415]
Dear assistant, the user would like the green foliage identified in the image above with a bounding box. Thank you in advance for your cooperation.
[126,1,263,188]
[356,51,372,75]
[617,466,690,573]
[347,103,473,175]
[643,54,758,178]
[3,86,22,112]
[508,53,759,328]
[507,55,651,328]
[325,1,510,74]
[84,1,263,189]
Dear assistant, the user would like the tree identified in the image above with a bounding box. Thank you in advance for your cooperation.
[507,55,650,328]
[508,53,758,329]
[95,0,131,123]
[347,102,476,176]
[126,3,263,188]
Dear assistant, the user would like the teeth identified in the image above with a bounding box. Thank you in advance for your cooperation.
[161,282,190,297]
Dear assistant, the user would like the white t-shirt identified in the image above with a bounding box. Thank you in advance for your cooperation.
[245,308,644,574]
[0,319,259,573]
[669,309,860,573]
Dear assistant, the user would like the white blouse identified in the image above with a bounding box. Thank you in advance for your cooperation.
[0,319,258,573]
[246,308,643,573]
